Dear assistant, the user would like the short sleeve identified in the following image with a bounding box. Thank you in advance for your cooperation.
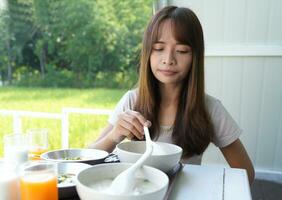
[108,90,137,125]
[206,96,242,148]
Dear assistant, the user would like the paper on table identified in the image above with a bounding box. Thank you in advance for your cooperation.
[224,168,251,200]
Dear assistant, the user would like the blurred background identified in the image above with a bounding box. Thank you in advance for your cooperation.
[0,0,152,153]
[0,0,282,198]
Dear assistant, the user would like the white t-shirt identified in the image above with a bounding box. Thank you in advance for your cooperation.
[108,89,242,164]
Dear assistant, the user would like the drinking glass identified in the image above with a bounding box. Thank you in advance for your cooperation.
[0,161,20,200]
[4,134,29,165]
[20,161,58,200]
[27,129,49,160]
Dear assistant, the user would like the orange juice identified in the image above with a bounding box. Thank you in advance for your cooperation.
[27,129,49,160]
[29,147,48,160]
[20,173,58,200]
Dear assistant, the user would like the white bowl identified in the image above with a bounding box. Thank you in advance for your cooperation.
[76,163,168,200]
[41,148,109,165]
[116,141,182,173]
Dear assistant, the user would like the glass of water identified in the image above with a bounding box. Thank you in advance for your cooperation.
[4,133,29,165]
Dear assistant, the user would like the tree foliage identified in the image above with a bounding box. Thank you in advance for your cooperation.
[0,0,153,88]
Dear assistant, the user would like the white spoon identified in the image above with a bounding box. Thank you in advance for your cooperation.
[144,126,167,155]
[109,126,153,194]
[143,126,153,147]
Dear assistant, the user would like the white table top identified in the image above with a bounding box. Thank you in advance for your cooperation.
[170,164,252,200]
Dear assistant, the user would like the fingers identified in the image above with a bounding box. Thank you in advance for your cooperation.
[116,110,151,140]
[123,113,143,134]
[144,120,152,127]
[125,110,151,127]
[126,133,134,140]
[119,117,143,140]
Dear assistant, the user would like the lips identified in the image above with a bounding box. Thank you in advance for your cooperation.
[157,69,177,76]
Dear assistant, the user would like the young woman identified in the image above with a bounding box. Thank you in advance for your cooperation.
[90,6,254,184]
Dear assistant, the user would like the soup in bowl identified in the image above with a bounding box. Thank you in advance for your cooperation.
[57,162,91,199]
[116,141,183,173]
[76,163,168,200]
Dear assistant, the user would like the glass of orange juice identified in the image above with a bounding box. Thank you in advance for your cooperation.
[27,129,49,160]
[20,161,58,200]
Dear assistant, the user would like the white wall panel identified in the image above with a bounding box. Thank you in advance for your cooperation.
[246,0,270,44]
[274,99,282,170]
[205,58,223,99]
[239,58,264,162]
[221,58,243,122]
[255,58,282,170]
[223,0,247,44]
[203,58,282,171]
[267,0,282,45]
[169,0,282,45]
[202,0,224,45]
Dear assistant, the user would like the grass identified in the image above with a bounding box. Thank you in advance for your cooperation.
[0,87,127,157]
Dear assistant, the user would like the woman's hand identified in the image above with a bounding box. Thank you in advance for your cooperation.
[108,110,151,143]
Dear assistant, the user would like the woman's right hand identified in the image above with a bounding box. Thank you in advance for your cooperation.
[107,110,151,144]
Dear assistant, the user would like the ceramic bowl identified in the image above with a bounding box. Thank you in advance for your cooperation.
[57,162,91,199]
[76,163,169,200]
[41,148,109,165]
[116,141,182,173]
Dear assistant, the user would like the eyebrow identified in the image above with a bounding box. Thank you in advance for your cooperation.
[154,41,190,46]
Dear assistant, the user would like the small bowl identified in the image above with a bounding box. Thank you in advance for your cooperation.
[76,163,169,200]
[58,162,91,199]
[41,148,109,165]
[116,141,182,173]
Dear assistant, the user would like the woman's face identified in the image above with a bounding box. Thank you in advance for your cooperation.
[150,20,192,87]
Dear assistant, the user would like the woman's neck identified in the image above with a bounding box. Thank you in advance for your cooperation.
[158,84,181,126]
[159,83,181,106]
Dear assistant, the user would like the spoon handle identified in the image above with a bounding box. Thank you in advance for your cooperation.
[127,145,153,174]
[143,126,153,145]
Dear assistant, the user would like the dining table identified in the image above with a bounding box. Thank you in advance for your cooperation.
[0,152,251,200]
[61,159,252,200]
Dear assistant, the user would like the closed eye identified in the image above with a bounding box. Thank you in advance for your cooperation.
[176,50,190,54]
[153,48,163,51]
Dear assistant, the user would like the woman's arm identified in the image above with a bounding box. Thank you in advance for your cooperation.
[220,139,255,185]
[88,124,117,152]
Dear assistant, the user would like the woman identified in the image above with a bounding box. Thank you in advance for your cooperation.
[90,6,254,184]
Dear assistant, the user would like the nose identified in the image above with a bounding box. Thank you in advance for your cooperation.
[162,51,175,65]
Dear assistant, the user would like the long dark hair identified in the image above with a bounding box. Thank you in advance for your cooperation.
[135,6,214,157]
